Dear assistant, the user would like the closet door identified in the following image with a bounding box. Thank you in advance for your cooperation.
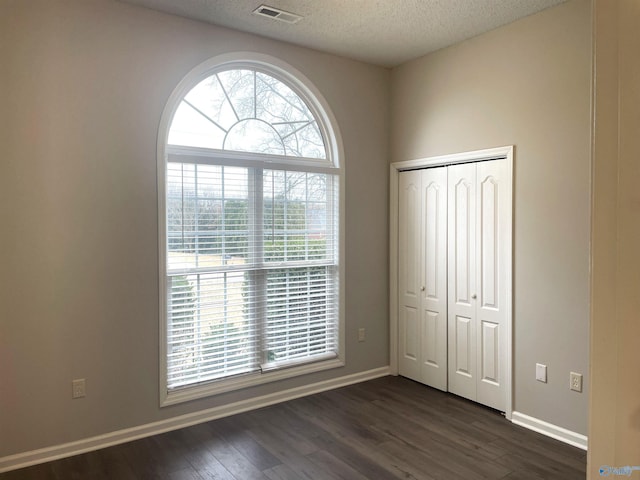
[447,159,508,411]
[398,170,422,382]
[447,163,478,401]
[395,154,511,412]
[398,168,448,390]
[475,160,509,411]
[419,167,448,391]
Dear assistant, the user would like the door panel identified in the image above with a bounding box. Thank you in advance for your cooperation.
[398,168,447,390]
[423,310,440,366]
[398,171,422,382]
[424,182,440,299]
[454,315,473,376]
[481,320,499,385]
[420,168,448,391]
[454,178,473,305]
[403,307,419,361]
[480,177,498,309]
[448,163,477,402]
[475,160,509,411]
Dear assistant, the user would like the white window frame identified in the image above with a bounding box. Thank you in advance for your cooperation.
[157,53,345,406]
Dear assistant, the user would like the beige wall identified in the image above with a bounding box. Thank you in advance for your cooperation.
[0,0,390,457]
[391,0,592,435]
[589,0,640,476]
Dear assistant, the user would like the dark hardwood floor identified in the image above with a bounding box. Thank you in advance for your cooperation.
[1,376,586,479]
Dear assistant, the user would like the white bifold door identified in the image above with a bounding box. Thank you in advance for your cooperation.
[398,159,510,412]
[398,167,448,391]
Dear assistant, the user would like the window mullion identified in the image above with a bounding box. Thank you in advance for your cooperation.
[304,172,309,261]
[194,166,200,268]
[221,167,226,256]
[196,273,202,379]
[250,168,266,368]
[328,175,338,264]
[284,172,288,261]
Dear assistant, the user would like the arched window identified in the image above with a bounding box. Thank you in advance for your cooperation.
[158,54,343,405]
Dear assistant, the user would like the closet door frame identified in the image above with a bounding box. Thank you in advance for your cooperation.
[389,145,513,420]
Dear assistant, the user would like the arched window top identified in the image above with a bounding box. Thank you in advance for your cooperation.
[167,58,338,164]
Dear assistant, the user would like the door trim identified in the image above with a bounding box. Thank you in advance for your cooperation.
[390,145,513,420]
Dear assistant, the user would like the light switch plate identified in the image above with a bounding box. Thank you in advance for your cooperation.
[536,363,547,383]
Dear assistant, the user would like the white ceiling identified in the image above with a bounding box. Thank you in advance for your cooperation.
[120,0,567,67]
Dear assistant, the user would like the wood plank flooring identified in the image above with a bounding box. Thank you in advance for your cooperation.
[1,376,586,479]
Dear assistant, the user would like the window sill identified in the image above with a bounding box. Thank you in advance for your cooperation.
[161,356,345,407]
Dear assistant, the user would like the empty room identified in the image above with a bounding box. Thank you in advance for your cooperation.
[1,0,638,479]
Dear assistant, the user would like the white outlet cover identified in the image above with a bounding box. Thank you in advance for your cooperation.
[570,372,583,392]
[72,378,86,399]
[536,363,547,383]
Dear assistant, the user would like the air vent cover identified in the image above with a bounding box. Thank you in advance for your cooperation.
[253,5,302,24]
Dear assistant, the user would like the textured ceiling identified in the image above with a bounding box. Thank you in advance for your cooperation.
[120,0,567,67]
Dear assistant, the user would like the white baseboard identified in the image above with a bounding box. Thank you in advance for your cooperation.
[0,366,390,473]
[511,411,588,450]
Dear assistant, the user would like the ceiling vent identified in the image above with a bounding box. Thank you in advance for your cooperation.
[252,5,302,24]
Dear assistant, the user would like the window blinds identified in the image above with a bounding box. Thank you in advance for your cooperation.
[165,161,339,389]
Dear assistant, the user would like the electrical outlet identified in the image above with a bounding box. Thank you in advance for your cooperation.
[358,328,366,342]
[570,372,583,392]
[536,363,547,383]
[72,379,86,399]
